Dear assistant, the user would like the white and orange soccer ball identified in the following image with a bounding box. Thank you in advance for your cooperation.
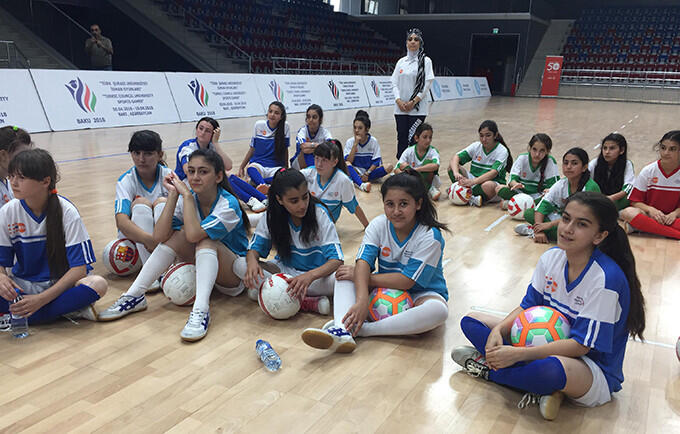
[258,273,300,320]
[448,182,471,205]
[161,262,196,306]
[507,193,535,220]
[102,238,141,276]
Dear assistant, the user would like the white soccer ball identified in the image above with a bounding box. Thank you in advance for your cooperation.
[507,193,535,220]
[161,262,196,306]
[258,273,300,320]
[448,182,471,205]
[676,336,680,362]
[102,238,141,276]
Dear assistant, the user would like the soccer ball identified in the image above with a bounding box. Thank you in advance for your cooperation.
[448,182,471,205]
[368,288,414,321]
[161,262,196,306]
[676,336,680,362]
[102,238,141,276]
[507,193,535,220]
[510,306,571,347]
[258,273,300,320]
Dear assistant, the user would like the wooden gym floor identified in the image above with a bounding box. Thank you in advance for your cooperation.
[1,96,679,433]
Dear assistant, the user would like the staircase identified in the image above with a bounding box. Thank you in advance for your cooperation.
[0,4,75,69]
[517,19,574,96]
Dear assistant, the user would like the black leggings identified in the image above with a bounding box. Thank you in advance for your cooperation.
[395,114,426,159]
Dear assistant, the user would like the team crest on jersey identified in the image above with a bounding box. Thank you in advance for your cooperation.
[7,222,26,236]
[575,296,584,306]
[399,69,403,74]
[544,275,558,292]
[651,176,658,184]
[381,246,391,257]
[521,171,527,177]
[476,156,482,161]
[2,194,8,203]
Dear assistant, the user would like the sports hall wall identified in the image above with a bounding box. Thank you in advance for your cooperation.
[0,69,490,133]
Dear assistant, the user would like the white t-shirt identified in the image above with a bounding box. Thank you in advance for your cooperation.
[0,179,13,207]
[114,164,172,216]
[391,52,434,116]
[344,134,383,173]
[291,125,333,169]
[301,167,358,221]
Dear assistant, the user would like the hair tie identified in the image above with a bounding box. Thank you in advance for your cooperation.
[50,188,58,195]
[12,126,18,131]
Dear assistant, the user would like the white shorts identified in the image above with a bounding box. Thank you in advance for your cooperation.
[570,355,612,407]
[411,290,447,305]
[13,276,51,295]
[214,281,245,297]
[247,162,282,181]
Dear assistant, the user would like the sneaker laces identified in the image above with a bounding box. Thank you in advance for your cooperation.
[112,295,142,311]
[0,313,10,332]
[463,358,489,378]
[517,392,540,409]
[186,310,205,328]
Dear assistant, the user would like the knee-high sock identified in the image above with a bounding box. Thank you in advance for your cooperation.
[229,175,266,202]
[332,279,356,329]
[488,357,567,396]
[193,248,218,312]
[347,165,363,186]
[28,284,100,324]
[358,298,448,337]
[153,202,166,224]
[306,273,335,297]
[247,167,266,186]
[131,203,154,264]
[125,243,176,297]
[232,256,272,289]
[497,187,516,201]
[368,166,388,180]
[630,214,680,239]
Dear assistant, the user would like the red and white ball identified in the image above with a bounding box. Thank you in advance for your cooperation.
[448,182,471,205]
[507,193,535,220]
[258,273,300,320]
[161,262,196,306]
[102,238,141,276]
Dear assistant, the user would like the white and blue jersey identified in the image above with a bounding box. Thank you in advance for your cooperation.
[0,197,95,282]
[171,187,248,256]
[248,204,343,271]
[250,119,290,168]
[292,125,333,169]
[114,164,172,216]
[344,135,382,173]
[301,167,358,221]
[356,214,448,301]
[0,179,14,207]
[521,247,631,393]
[175,138,216,180]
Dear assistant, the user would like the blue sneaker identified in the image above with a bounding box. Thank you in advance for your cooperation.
[301,320,356,353]
[97,294,147,321]
[180,310,210,342]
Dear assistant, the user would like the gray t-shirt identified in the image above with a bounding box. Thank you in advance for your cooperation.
[85,36,113,67]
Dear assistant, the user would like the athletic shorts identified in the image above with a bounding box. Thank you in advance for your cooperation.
[570,355,612,407]
[248,162,282,180]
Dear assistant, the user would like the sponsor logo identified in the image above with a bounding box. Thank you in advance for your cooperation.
[399,69,403,74]
[651,176,658,183]
[370,80,380,97]
[474,80,481,95]
[7,222,26,236]
[328,80,340,100]
[381,246,391,257]
[544,275,558,292]
[269,80,284,101]
[188,78,209,107]
[455,79,463,96]
[65,77,97,113]
[431,79,442,99]
[575,296,584,306]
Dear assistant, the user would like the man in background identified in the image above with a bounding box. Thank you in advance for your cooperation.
[85,24,113,70]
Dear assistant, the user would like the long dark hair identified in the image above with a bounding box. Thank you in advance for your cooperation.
[269,101,288,166]
[306,104,323,129]
[266,168,326,259]
[188,148,250,232]
[0,126,31,154]
[128,129,166,166]
[528,133,553,191]
[565,191,645,340]
[594,133,628,195]
[9,149,69,280]
[313,139,347,175]
[381,168,449,233]
[479,120,513,170]
[564,147,591,192]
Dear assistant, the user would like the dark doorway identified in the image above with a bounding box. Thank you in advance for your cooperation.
[469,34,520,95]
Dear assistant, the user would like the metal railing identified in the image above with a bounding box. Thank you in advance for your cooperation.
[435,65,454,77]
[560,68,680,87]
[0,40,30,68]
[272,56,387,75]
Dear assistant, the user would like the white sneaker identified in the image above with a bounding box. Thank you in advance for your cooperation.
[429,186,441,201]
[359,182,371,193]
[301,320,356,353]
[97,294,147,321]
[180,310,210,342]
[261,198,269,207]
[247,197,267,213]
[514,223,535,237]
[469,195,482,207]
[63,304,98,322]
[0,313,10,332]
[500,199,509,210]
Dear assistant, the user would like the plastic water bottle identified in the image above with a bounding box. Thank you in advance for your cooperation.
[10,295,29,339]
[255,339,281,371]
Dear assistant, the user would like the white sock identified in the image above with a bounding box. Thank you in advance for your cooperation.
[247,213,264,228]
[306,272,336,297]
[232,256,272,289]
[153,202,166,224]
[193,248,218,312]
[131,203,154,263]
[357,298,448,337]
[332,279,356,329]
[125,243,176,297]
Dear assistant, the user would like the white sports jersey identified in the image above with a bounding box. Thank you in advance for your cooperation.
[250,119,291,168]
[391,53,434,116]
[0,197,95,282]
[248,204,343,271]
[344,134,382,172]
[171,187,248,256]
[588,158,635,195]
[0,179,13,207]
[292,125,333,169]
[114,164,172,216]
[356,214,448,301]
[628,160,680,214]
[397,144,440,170]
[301,167,358,221]
[536,178,601,215]
[510,153,560,197]
[521,247,631,393]
[457,141,509,184]
[175,138,216,180]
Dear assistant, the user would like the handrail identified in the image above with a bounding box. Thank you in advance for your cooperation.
[0,40,30,68]
[271,56,386,75]
[435,65,454,76]
[39,0,93,38]
[560,67,680,86]
[168,0,252,72]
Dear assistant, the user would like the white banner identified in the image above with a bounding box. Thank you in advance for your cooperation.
[0,69,50,133]
[362,76,396,107]
[30,69,180,131]
[317,76,370,110]
[431,77,490,101]
[165,72,265,122]
[472,77,491,97]
[254,74,325,114]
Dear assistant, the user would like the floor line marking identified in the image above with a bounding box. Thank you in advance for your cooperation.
[484,214,509,232]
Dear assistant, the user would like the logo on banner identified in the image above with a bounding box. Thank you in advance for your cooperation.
[455,79,463,97]
[188,78,209,107]
[269,80,284,102]
[431,79,442,99]
[65,78,97,113]
[474,80,481,95]
[370,80,380,97]
[328,80,340,100]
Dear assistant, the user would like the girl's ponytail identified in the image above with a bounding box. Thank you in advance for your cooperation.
[269,102,288,167]
[479,120,512,170]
